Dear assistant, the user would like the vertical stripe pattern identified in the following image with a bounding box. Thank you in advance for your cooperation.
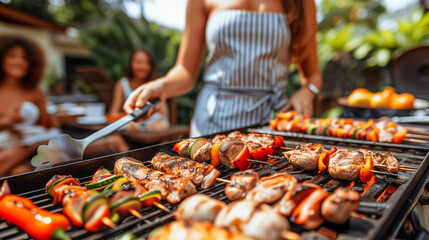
[191,10,291,137]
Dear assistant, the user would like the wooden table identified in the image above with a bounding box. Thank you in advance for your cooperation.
[60,118,190,145]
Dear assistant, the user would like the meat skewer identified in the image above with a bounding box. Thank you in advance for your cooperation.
[114,157,197,204]
[245,172,297,204]
[150,152,221,189]
[225,169,260,201]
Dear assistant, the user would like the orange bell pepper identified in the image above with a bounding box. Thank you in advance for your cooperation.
[210,142,222,167]
[310,144,322,151]
[318,152,329,173]
[250,147,271,161]
[360,156,374,183]
[173,139,187,153]
[0,195,70,240]
[386,121,398,129]
[336,128,347,138]
[363,119,374,130]
[269,118,279,130]
[277,111,296,121]
[367,128,380,142]
[393,129,407,143]
[292,189,329,228]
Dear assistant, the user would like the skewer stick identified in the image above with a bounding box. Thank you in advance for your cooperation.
[153,202,170,213]
[281,147,294,150]
[370,170,398,178]
[248,159,272,165]
[102,217,116,228]
[130,209,143,219]
[281,230,301,240]
[216,178,231,184]
[374,164,416,172]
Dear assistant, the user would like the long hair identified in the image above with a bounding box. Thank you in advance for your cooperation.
[124,48,158,82]
[0,35,46,90]
[282,0,318,64]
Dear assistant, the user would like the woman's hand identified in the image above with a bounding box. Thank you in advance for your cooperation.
[123,80,166,119]
[280,87,315,116]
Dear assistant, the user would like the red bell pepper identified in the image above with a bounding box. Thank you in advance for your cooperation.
[233,145,251,171]
[318,147,337,172]
[250,147,271,161]
[49,177,80,197]
[271,135,283,154]
[173,139,187,153]
[53,185,86,204]
[292,189,329,229]
[277,111,296,121]
[360,156,374,183]
[0,195,70,240]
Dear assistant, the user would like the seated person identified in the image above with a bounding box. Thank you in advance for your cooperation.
[0,35,128,177]
[109,48,170,132]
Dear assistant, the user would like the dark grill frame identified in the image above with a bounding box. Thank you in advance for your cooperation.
[0,125,428,239]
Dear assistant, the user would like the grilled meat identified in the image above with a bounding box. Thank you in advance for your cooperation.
[193,141,212,162]
[246,173,297,204]
[276,183,321,216]
[212,134,227,144]
[328,149,364,180]
[214,200,289,240]
[321,187,360,224]
[219,139,247,169]
[225,169,260,201]
[358,149,399,173]
[283,144,325,170]
[149,221,252,240]
[177,138,195,157]
[175,194,226,223]
[114,157,196,204]
[151,152,220,189]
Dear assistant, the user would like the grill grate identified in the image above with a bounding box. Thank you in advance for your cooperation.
[0,127,428,239]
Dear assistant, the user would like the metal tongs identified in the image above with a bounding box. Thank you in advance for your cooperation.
[31,100,160,170]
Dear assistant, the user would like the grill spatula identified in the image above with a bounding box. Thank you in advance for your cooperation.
[31,99,160,170]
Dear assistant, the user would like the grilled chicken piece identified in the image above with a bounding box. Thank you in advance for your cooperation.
[193,141,212,162]
[291,189,329,230]
[212,134,227,144]
[149,221,252,240]
[114,157,196,204]
[246,173,297,204]
[177,138,195,157]
[214,200,289,240]
[358,149,399,173]
[276,183,321,216]
[219,139,246,169]
[321,188,360,224]
[151,152,220,189]
[45,175,69,193]
[226,132,263,152]
[225,169,260,201]
[247,132,277,148]
[328,149,364,180]
[175,194,226,223]
[283,144,325,170]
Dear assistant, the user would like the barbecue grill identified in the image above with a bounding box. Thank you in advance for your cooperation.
[1,124,428,240]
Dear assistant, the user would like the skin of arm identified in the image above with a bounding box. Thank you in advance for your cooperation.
[34,88,60,128]
[124,0,208,114]
[280,0,322,116]
[109,81,125,115]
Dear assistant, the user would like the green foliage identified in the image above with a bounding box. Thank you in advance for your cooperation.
[79,11,199,125]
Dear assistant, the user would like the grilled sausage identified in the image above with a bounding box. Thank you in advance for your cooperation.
[151,152,220,189]
[114,157,196,204]
[175,194,226,223]
[321,188,360,224]
[225,169,260,201]
[246,172,297,204]
[214,200,289,240]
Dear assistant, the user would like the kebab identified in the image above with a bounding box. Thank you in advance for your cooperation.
[114,157,197,204]
[173,131,283,168]
[270,111,408,144]
[150,152,221,189]
[0,181,71,240]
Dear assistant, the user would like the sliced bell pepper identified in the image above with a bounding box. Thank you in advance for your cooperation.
[367,128,380,142]
[0,194,70,240]
[139,190,162,206]
[310,144,322,151]
[299,122,311,133]
[386,121,398,129]
[173,139,187,153]
[363,119,374,130]
[318,152,329,173]
[393,129,407,143]
[292,189,329,229]
[271,136,283,154]
[343,118,354,125]
[336,128,347,138]
[277,111,296,121]
[210,142,222,167]
[269,118,279,130]
[233,145,251,171]
[250,147,271,161]
[53,185,86,204]
[360,156,374,183]
[63,195,84,227]
[84,204,110,232]
[48,177,80,196]
[111,177,129,191]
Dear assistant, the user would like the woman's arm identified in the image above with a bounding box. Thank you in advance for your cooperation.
[34,88,60,128]
[124,0,208,113]
[109,81,125,115]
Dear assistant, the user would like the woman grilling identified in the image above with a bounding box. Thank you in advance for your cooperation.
[124,0,322,137]
[110,48,170,132]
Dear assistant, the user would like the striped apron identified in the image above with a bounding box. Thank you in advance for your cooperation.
[191,10,291,137]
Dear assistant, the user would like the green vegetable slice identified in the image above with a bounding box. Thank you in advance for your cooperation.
[86,175,124,191]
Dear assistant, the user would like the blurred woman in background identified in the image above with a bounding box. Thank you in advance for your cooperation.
[0,35,57,176]
[124,0,322,137]
[110,48,169,132]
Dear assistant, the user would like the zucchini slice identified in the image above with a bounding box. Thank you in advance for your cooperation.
[82,193,108,222]
[86,175,124,191]
[110,196,142,217]
[188,138,208,159]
